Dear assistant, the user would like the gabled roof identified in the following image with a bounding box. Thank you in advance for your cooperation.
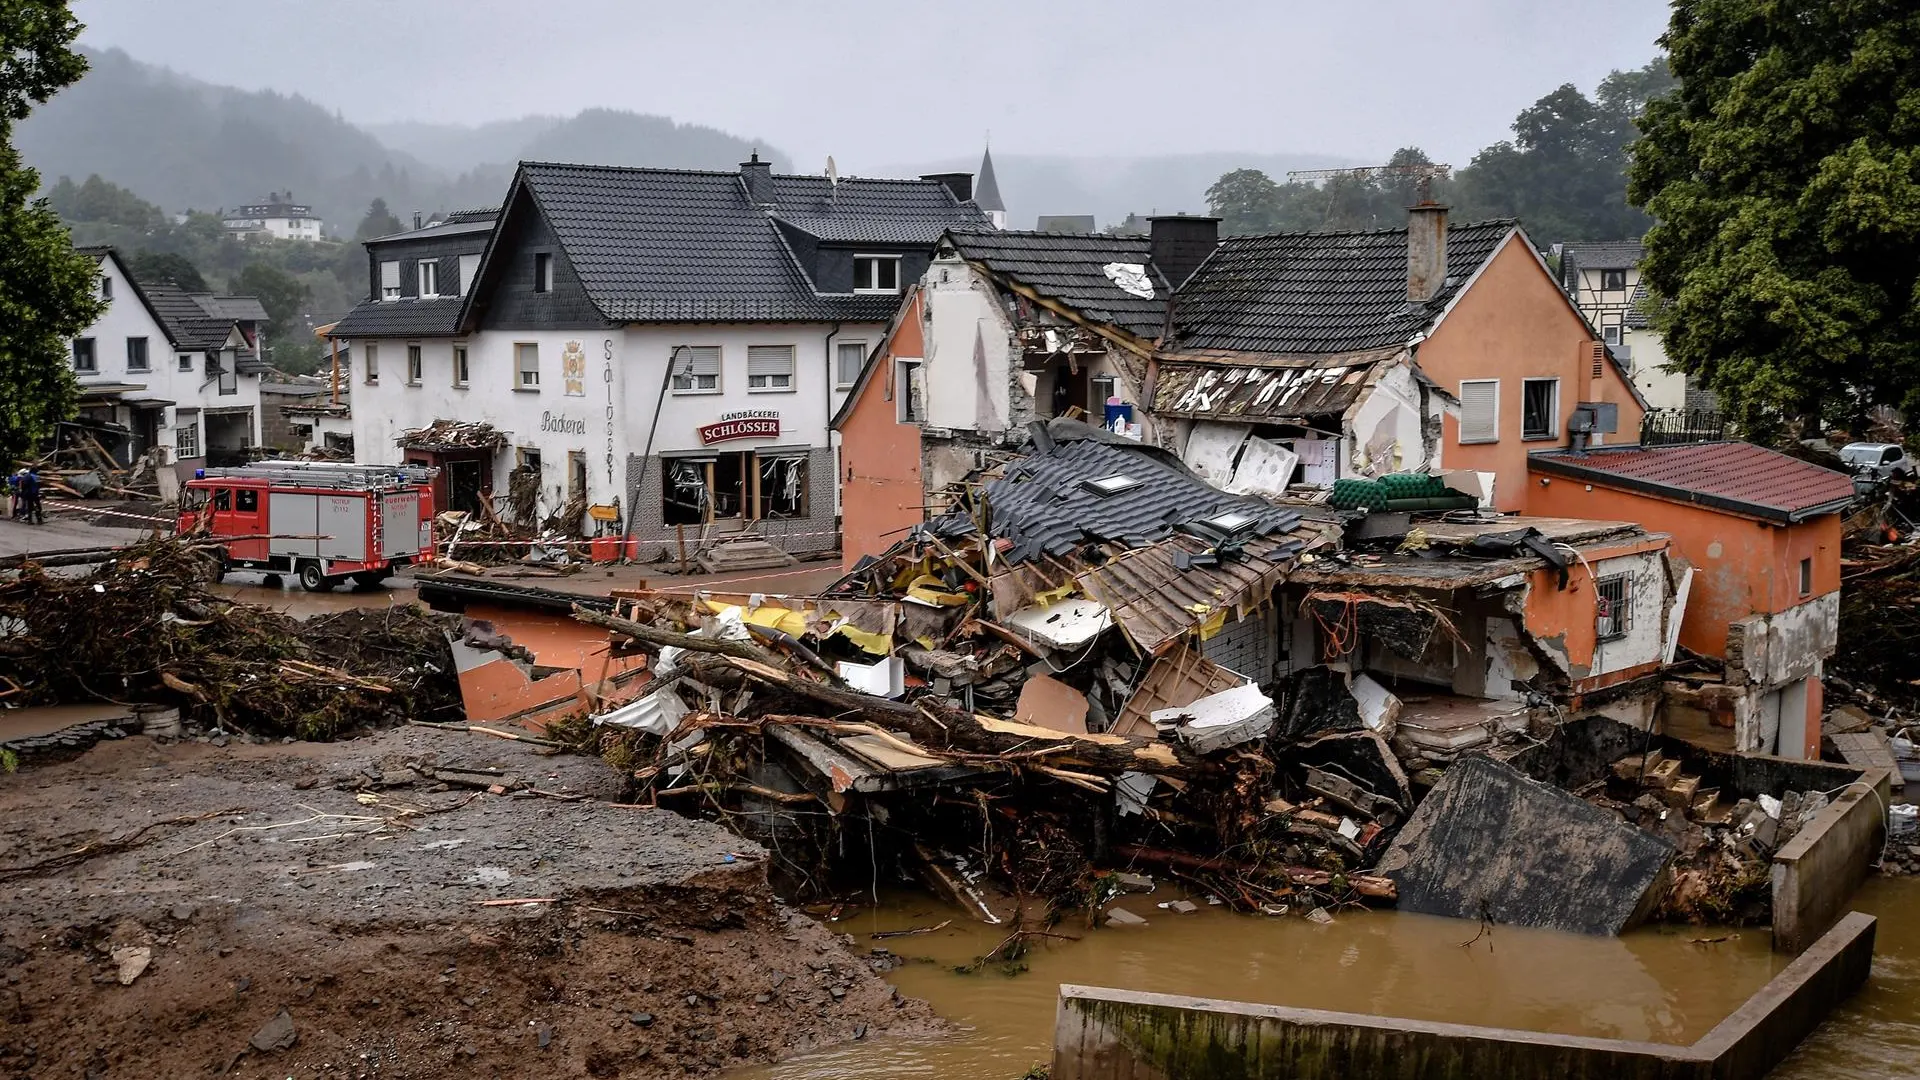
[467,161,986,325]
[1529,442,1857,523]
[144,283,244,352]
[974,146,1006,213]
[77,247,178,349]
[966,418,1303,563]
[194,294,268,322]
[945,228,1170,339]
[1168,220,1516,356]
[331,296,465,339]
[1559,240,1645,287]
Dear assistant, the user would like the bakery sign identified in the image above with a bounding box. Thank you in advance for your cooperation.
[698,409,781,444]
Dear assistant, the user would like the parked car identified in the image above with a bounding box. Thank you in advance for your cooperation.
[1840,442,1916,481]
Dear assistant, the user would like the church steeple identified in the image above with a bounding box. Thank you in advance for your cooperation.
[975,144,1007,229]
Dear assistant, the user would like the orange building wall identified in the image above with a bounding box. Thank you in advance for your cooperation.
[1519,534,1671,690]
[1527,477,1842,660]
[1418,237,1646,512]
[837,291,927,568]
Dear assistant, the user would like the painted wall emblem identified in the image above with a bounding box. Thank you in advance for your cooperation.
[698,409,781,444]
[562,340,587,396]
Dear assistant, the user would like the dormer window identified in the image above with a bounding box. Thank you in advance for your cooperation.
[380,260,400,301]
[418,261,439,298]
[854,255,901,294]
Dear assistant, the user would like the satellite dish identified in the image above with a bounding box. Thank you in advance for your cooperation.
[827,156,838,186]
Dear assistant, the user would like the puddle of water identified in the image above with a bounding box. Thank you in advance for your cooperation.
[736,879,1920,1080]
[212,575,416,617]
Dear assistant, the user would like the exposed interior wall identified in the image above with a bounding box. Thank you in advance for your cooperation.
[921,257,1015,433]
[1527,477,1842,663]
[1518,538,1671,686]
[1418,237,1646,511]
[838,292,927,567]
[1344,359,1439,476]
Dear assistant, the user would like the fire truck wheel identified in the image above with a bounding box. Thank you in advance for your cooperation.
[297,562,333,592]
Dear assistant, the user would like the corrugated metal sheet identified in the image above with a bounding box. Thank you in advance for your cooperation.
[1149,348,1402,421]
[1530,442,1857,523]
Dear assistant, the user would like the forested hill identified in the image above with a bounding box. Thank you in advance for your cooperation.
[16,48,788,231]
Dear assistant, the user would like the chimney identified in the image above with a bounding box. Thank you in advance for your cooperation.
[1407,200,1449,303]
[921,172,973,204]
[740,150,775,207]
[1148,214,1221,290]
[412,211,423,230]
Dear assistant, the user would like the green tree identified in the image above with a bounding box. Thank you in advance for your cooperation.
[0,1,102,461]
[228,262,310,348]
[1205,168,1283,234]
[125,249,207,292]
[354,197,402,240]
[1629,2,1920,435]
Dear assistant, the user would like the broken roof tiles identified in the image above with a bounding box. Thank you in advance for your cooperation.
[1148,347,1404,421]
[946,228,1171,339]
[1529,442,1858,524]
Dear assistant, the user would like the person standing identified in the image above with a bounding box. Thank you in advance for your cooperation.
[20,466,43,525]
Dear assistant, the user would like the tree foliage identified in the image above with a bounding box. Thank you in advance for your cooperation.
[228,262,317,373]
[1204,61,1676,249]
[354,197,402,241]
[1629,1,1920,435]
[124,249,206,292]
[0,1,102,461]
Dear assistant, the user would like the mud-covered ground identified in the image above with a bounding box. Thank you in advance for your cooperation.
[0,728,936,1079]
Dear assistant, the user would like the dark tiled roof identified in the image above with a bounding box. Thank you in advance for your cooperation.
[367,218,496,244]
[330,296,466,338]
[1559,240,1645,288]
[516,163,986,324]
[967,419,1303,563]
[442,207,501,224]
[144,283,240,351]
[771,214,955,244]
[1169,220,1516,356]
[947,228,1169,339]
[1625,280,1654,329]
[195,295,268,322]
[1529,442,1857,523]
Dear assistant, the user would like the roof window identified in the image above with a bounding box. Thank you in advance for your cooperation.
[1082,475,1143,497]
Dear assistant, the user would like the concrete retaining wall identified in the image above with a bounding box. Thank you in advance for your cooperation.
[1771,771,1890,954]
[1052,912,1875,1080]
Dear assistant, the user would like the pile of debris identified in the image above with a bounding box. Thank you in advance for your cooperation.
[16,421,167,503]
[0,537,462,738]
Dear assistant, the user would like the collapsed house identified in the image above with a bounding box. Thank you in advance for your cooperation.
[555,417,1881,949]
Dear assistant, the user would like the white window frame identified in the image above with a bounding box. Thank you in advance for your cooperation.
[174,418,200,459]
[418,261,439,298]
[516,342,540,389]
[364,343,380,384]
[1457,378,1498,444]
[854,255,902,295]
[73,337,96,374]
[1521,377,1560,441]
[379,260,401,301]
[100,274,112,301]
[452,344,470,387]
[746,344,796,392]
[1602,324,1621,345]
[126,336,149,372]
[177,352,194,372]
[671,345,721,394]
[894,357,924,423]
[406,343,423,385]
[835,340,866,388]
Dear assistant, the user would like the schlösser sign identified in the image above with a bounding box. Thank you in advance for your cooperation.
[697,409,780,444]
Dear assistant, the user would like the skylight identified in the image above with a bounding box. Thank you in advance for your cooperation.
[1198,510,1259,534]
[1082,475,1143,497]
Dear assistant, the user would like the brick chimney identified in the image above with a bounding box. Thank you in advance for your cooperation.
[1149,214,1221,290]
[1407,200,1449,303]
[920,172,974,204]
[740,150,775,207]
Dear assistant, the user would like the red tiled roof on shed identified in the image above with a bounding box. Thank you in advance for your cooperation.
[1528,442,1857,523]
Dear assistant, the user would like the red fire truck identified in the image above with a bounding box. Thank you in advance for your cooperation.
[177,461,438,591]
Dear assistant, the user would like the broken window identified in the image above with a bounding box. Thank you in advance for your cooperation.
[757,455,808,518]
[663,459,712,526]
[1458,379,1498,443]
[1596,574,1631,641]
[895,359,924,422]
[1522,378,1559,440]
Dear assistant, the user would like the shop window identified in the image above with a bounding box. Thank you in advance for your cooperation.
[1596,574,1631,641]
[758,455,808,518]
[663,459,712,526]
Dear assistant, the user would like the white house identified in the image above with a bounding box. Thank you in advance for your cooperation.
[69,248,270,483]
[329,158,993,557]
[221,191,323,242]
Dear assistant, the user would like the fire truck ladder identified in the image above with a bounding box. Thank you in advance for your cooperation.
[196,460,439,492]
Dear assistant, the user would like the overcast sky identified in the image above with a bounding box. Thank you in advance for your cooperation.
[73,0,1672,172]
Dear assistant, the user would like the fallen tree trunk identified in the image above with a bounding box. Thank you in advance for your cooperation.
[572,605,789,668]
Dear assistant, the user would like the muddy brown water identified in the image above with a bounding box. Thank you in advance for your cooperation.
[735,877,1920,1080]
